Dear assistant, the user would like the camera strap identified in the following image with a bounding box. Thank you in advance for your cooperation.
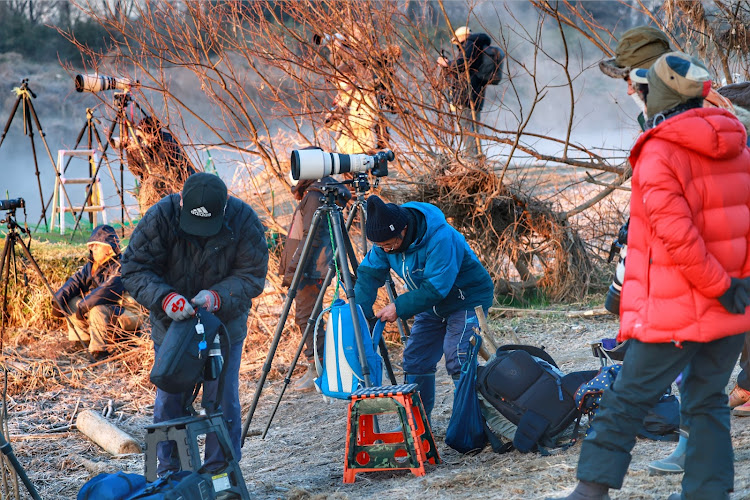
[326,212,342,302]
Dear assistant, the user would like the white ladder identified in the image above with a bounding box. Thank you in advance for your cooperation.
[50,149,107,234]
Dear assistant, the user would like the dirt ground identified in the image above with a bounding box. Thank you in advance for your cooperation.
[6,306,750,500]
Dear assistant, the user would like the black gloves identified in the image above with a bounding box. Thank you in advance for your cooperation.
[718,277,750,315]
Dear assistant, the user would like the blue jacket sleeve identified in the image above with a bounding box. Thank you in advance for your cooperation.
[354,248,391,318]
[394,227,464,319]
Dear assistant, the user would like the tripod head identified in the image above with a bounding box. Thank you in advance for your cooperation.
[1,211,28,237]
[0,198,27,235]
[337,172,373,200]
[114,91,133,109]
[15,79,36,99]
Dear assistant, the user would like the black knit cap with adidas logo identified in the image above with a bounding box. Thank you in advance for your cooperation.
[180,172,228,237]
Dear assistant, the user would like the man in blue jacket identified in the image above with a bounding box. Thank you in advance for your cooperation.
[354,195,494,422]
[53,225,142,359]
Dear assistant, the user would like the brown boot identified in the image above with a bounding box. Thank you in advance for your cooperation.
[728,384,750,408]
[292,362,317,392]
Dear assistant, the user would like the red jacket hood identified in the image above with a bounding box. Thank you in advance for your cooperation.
[630,108,747,167]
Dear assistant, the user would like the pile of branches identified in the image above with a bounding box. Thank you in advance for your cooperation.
[399,163,592,302]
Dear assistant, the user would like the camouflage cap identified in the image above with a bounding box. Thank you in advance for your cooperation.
[599,26,671,79]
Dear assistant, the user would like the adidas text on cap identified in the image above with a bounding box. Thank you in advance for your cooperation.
[179,172,228,237]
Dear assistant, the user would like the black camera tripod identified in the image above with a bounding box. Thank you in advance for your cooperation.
[0,79,70,231]
[241,175,408,443]
[66,92,147,240]
[0,208,64,500]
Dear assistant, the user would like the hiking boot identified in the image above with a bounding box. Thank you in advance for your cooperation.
[292,362,316,392]
[648,434,686,475]
[728,384,750,408]
[90,350,110,361]
[732,399,750,416]
[545,480,611,500]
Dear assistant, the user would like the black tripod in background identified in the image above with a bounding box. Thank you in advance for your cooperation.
[68,92,144,239]
[0,202,60,500]
[0,79,64,231]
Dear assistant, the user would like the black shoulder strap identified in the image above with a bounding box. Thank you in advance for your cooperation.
[496,344,558,368]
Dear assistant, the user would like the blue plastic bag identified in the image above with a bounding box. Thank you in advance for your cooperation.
[446,335,488,453]
[77,471,147,500]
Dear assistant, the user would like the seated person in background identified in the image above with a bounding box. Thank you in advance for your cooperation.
[125,116,196,214]
[53,225,142,359]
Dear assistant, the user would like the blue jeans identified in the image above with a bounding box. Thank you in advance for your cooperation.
[577,334,744,499]
[402,309,481,377]
[153,339,244,476]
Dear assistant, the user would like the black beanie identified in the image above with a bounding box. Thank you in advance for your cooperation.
[365,195,409,242]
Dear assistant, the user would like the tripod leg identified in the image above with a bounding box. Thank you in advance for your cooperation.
[69,147,108,240]
[330,210,372,387]
[0,236,12,334]
[0,95,22,148]
[24,106,49,230]
[26,97,63,230]
[240,210,326,445]
[12,235,89,348]
[261,266,335,439]
[0,433,41,500]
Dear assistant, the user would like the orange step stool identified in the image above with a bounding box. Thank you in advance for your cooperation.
[344,384,441,483]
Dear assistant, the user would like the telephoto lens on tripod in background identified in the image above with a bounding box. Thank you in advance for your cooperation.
[604,220,629,315]
[291,148,394,180]
[204,334,223,381]
[0,198,24,212]
[75,74,139,93]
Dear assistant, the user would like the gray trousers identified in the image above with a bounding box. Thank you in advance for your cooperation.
[576,335,744,499]
[66,295,142,352]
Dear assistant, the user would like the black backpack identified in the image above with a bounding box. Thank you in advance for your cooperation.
[477,345,595,453]
[476,46,505,85]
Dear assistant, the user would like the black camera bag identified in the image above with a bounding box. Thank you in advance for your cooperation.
[150,309,226,394]
[477,345,594,452]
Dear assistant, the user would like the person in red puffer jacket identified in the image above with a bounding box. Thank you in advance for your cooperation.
[551,52,750,500]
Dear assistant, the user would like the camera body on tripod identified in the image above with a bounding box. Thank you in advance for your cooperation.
[0,198,24,212]
[604,220,629,315]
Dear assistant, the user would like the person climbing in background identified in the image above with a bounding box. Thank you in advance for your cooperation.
[53,225,143,360]
[438,25,492,157]
[353,195,494,424]
[125,115,196,215]
[280,175,351,391]
[324,60,381,155]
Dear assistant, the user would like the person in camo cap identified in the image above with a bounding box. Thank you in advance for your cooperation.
[600,26,732,130]
[550,52,750,500]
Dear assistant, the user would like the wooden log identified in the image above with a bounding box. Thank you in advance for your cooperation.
[473,306,501,358]
[76,409,142,455]
[471,327,492,361]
